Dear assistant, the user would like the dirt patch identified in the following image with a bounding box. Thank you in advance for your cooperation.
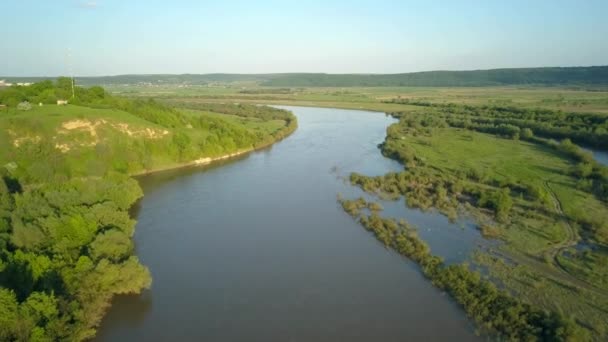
[54,143,70,153]
[13,135,41,147]
[112,123,169,139]
[61,119,107,138]
[54,119,169,153]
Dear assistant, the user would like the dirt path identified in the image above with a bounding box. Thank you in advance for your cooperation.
[534,180,608,296]
[543,181,579,261]
[489,181,608,298]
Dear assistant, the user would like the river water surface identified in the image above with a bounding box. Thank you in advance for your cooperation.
[97,106,480,341]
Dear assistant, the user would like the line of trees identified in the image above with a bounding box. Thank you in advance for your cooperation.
[339,198,589,341]
[386,100,608,149]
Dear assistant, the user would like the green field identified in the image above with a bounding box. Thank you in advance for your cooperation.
[106,84,608,115]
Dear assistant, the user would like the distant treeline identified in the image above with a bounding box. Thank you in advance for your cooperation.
[386,100,608,149]
[4,66,607,87]
[261,67,608,87]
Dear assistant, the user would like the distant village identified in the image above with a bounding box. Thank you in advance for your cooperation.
[0,79,33,87]
[0,80,69,108]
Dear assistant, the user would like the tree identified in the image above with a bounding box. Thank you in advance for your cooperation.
[55,77,74,99]
[89,229,133,261]
[22,292,58,326]
[172,132,191,160]
[495,188,513,223]
[572,162,593,178]
[0,288,19,339]
[521,128,534,139]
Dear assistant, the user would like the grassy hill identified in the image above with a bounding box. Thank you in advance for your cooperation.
[0,79,297,183]
[0,103,294,182]
[4,66,607,87]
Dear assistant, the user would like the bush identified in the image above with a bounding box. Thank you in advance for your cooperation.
[17,101,32,111]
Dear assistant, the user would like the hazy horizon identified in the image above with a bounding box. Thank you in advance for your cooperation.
[2,0,607,76]
[2,64,608,79]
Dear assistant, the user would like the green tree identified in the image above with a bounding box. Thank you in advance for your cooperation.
[55,77,74,99]
[521,127,534,139]
[172,132,191,160]
[89,229,133,261]
[0,288,19,340]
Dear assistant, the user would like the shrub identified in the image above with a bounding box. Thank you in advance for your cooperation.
[17,101,32,111]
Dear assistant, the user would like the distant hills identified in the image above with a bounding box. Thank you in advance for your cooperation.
[3,66,608,87]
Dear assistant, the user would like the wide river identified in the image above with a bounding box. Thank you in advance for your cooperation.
[97,106,480,341]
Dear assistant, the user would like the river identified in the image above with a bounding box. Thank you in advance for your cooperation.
[96,106,480,341]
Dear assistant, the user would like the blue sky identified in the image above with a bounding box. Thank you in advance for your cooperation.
[1,0,607,76]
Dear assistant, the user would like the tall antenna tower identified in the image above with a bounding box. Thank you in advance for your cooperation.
[66,48,75,99]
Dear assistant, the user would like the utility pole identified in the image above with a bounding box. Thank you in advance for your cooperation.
[67,48,75,99]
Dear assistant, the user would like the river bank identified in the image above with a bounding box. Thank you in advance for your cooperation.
[131,115,297,177]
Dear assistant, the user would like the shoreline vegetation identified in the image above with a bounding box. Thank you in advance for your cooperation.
[131,123,296,177]
[338,99,608,340]
[338,197,588,340]
[0,79,297,340]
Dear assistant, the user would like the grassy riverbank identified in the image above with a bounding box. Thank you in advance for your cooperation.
[0,80,296,340]
[340,100,608,339]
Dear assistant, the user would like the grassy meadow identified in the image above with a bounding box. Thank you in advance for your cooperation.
[106,84,608,114]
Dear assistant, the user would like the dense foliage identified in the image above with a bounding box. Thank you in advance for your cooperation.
[163,101,298,147]
[0,173,150,341]
[164,101,296,127]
